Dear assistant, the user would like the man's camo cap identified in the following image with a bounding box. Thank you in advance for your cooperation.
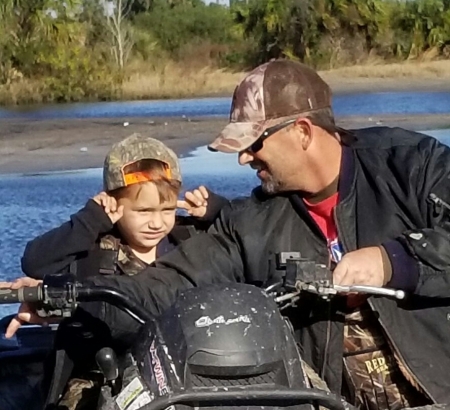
[208,59,332,153]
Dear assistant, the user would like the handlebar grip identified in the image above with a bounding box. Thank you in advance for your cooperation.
[0,286,43,304]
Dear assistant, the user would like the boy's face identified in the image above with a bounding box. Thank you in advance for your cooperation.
[116,182,177,251]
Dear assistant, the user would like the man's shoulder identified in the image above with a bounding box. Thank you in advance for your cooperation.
[228,188,289,209]
[351,126,427,147]
[351,126,440,151]
[218,188,289,224]
[350,126,448,165]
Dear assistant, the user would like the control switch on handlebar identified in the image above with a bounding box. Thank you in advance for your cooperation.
[37,273,79,318]
[276,252,333,295]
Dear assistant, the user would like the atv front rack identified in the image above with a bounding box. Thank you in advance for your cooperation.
[140,387,350,410]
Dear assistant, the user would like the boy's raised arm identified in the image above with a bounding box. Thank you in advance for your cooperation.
[21,198,114,279]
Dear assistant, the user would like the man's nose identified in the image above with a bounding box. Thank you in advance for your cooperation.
[238,151,254,166]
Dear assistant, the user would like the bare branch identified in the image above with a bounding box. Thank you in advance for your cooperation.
[104,0,134,70]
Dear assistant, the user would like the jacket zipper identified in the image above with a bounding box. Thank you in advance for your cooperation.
[367,299,435,403]
[429,192,450,212]
[320,206,345,379]
[320,302,332,379]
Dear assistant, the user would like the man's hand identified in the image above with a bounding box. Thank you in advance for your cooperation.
[0,277,59,339]
[333,246,390,287]
[177,185,209,218]
[92,192,124,224]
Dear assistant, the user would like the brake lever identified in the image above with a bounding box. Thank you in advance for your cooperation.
[333,285,405,300]
[291,282,406,301]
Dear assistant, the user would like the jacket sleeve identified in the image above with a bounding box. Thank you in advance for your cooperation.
[177,189,231,233]
[382,136,450,298]
[198,189,230,225]
[78,204,245,346]
[21,200,113,279]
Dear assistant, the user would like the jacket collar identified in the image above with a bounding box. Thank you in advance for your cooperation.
[338,145,356,202]
[288,145,356,235]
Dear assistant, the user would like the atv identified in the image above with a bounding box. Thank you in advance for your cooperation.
[0,253,442,410]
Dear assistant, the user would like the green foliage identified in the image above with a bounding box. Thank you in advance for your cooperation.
[1,0,450,104]
[134,1,236,56]
[38,41,119,102]
[392,0,450,56]
[233,0,450,67]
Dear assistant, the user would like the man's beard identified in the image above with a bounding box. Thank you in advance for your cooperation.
[252,161,284,194]
[260,173,283,194]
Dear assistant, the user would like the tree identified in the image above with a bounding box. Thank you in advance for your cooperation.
[104,0,134,70]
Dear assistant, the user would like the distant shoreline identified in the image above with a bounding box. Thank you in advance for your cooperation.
[2,60,450,108]
[2,78,450,119]
[2,67,450,176]
[0,110,449,175]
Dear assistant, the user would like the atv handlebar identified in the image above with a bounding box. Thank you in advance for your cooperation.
[0,274,154,325]
[0,287,43,304]
[0,270,406,324]
[0,251,407,324]
[75,286,154,324]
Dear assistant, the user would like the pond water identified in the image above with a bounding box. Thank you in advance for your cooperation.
[1,91,450,120]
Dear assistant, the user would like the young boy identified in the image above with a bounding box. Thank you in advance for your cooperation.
[21,133,229,280]
[1,133,229,410]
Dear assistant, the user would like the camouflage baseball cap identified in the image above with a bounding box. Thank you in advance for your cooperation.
[208,59,332,153]
[103,133,182,191]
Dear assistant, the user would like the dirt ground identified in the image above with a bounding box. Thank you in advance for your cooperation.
[1,75,450,174]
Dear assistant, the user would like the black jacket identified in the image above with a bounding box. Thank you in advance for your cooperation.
[79,127,450,403]
[21,191,229,280]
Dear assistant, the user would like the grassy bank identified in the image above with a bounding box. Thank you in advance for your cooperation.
[1,59,450,106]
[121,62,244,100]
[321,59,450,79]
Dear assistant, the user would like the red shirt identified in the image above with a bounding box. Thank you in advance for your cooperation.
[304,192,342,263]
[305,193,366,308]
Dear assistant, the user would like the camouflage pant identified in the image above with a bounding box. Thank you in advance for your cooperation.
[343,308,430,410]
[56,374,103,410]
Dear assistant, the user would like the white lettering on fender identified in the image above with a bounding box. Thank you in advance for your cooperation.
[195,314,251,328]
[149,341,175,410]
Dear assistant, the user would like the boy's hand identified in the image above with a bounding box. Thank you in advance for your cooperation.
[92,192,124,224]
[177,186,209,218]
[0,277,59,339]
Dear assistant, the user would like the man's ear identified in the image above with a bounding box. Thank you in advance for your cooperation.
[294,118,314,150]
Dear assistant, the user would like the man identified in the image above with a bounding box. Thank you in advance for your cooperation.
[5,59,450,408]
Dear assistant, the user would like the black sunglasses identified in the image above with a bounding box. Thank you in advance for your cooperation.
[247,119,296,153]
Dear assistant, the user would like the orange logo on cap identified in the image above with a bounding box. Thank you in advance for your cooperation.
[123,166,172,186]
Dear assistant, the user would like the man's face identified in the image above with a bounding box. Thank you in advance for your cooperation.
[238,122,302,194]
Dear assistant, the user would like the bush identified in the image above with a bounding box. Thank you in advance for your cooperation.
[134,2,236,58]
[38,45,119,102]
